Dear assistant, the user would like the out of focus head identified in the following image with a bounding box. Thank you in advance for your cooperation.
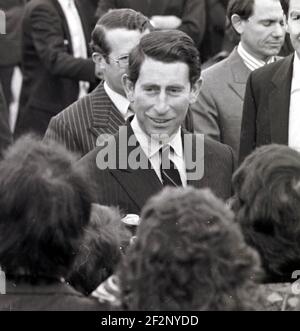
[285,0,300,57]
[227,0,285,61]
[0,136,93,280]
[68,204,131,295]
[233,144,300,282]
[120,187,261,311]
[91,8,152,96]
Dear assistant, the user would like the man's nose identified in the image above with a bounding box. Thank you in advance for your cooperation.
[272,22,285,38]
[155,92,169,114]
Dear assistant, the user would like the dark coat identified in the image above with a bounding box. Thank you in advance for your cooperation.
[239,55,293,164]
[15,0,96,137]
[0,279,109,311]
[77,123,234,215]
[96,0,206,46]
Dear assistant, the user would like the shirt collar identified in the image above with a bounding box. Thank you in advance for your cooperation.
[130,116,183,159]
[57,0,74,10]
[104,82,131,119]
[237,42,276,71]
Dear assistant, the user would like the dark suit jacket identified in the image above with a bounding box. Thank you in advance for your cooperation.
[0,280,108,311]
[43,83,195,158]
[0,83,12,157]
[239,54,293,164]
[96,0,206,46]
[78,123,234,215]
[44,83,126,158]
[0,0,26,66]
[15,0,96,137]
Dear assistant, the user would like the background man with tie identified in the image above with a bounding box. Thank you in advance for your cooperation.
[78,30,234,215]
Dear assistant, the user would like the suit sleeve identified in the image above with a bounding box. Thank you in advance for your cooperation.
[43,116,81,158]
[191,77,221,142]
[178,0,206,46]
[239,72,257,165]
[28,3,96,82]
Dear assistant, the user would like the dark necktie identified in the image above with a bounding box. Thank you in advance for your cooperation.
[160,145,183,187]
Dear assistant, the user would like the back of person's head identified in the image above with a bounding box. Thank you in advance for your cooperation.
[233,144,300,282]
[0,135,93,280]
[91,8,152,59]
[120,187,261,311]
[127,30,201,86]
[68,204,131,295]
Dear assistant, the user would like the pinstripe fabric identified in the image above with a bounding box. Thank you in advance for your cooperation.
[43,83,126,158]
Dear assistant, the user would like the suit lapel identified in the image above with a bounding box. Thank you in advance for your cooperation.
[269,54,294,145]
[109,124,162,211]
[88,84,126,139]
[228,49,251,100]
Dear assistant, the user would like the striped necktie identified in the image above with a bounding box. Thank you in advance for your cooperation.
[160,145,183,187]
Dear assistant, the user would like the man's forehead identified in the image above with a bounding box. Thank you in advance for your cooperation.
[251,0,284,19]
[289,0,300,14]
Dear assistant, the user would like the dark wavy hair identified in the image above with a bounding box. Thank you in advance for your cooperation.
[91,8,153,62]
[128,30,201,85]
[0,135,94,280]
[68,204,131,295]
[120,187,262,311]
[232,144,300,282]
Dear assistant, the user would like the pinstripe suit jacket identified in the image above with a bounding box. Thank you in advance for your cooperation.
[43,83,125,158]
[77,123,234,215]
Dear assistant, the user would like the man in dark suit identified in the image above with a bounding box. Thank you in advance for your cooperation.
[15,0,100,137]
[78,30,234,215]
[192,0,285,160]
[96,0,206,47]
[239,0,299,163]
[43,9,153,158]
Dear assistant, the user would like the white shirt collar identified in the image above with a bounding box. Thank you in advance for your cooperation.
[130,115,183,159]
[104,82,131,119]
[237,42,276,72]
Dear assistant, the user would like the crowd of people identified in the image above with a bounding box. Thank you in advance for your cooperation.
[0,0,300,311]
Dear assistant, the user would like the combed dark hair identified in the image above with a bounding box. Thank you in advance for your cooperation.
[0,135,94,280]
[128,30,201,85]
[233,144,300,282]
[120,187,262,311]
[91,8,153,60]
[227,0,255,22]
[68,204,131,295]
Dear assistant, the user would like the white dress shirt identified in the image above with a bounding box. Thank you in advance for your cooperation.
[57,0,89,98]
[237,43,276,72]
[130,116,187,186]
[289,53,300,152]
[104,82,133,120]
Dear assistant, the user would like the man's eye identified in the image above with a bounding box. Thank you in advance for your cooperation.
[262,21,272,27]
[168,88,181,94]
[291,14,300,20]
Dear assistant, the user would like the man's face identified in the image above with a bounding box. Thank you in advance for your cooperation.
[124,57,200,139]
[287,0,300,57]
[239,0,285,61]
[100,28,149,96]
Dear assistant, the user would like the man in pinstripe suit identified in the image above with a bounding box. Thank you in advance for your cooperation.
[43,9,152,158]
[78,31,234,215]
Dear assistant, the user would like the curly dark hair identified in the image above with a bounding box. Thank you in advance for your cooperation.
[232,144,300,282]
[68,204,131,295]
[0,135,94,280]
[119,187,262,311]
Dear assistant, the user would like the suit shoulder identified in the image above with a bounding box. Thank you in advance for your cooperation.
[202,56,231,81]
[204,137,233,162]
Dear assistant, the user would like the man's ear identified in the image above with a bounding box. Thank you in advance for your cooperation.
[189,77,202,104]
[231,14,244,34]
[122,74,135,102]
[92,52,106,71]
